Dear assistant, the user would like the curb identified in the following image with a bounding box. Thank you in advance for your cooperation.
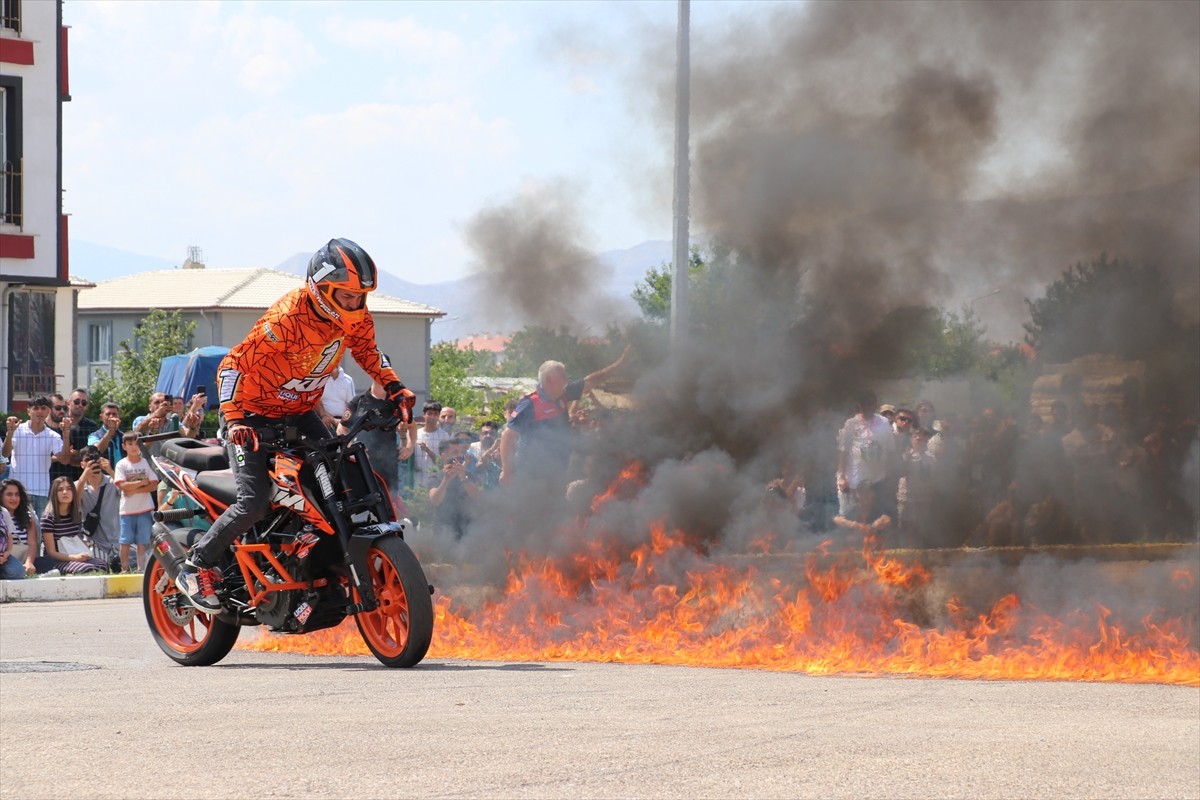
[0,573,142,603]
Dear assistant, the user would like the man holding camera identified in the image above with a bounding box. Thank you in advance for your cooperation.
[75,445,120,570]
[134,392,180,458]
[429,432,479,540]
[178,390,207,439]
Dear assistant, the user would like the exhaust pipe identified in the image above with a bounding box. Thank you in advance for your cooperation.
[150,509,195,582]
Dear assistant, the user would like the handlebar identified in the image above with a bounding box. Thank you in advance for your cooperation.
[153,508,195,523]
[253,402,398,453]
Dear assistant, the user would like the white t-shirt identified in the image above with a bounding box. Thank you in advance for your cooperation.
[115,457,158,515]
[414,427,450,485]
[320,369,356,419]
[7,422,62,497]
[837,413,896,490]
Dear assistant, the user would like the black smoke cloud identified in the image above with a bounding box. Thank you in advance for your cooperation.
[463,180,627,335]
[432,1,1199,577]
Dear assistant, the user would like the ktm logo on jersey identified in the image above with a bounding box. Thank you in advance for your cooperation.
[282,375,331,393]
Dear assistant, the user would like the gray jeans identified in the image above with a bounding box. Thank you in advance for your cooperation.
[190,410,328,566]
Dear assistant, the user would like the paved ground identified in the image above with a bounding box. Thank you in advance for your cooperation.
[1,598,1197,800]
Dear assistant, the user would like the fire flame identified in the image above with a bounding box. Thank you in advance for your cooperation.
[243,470,1199,685]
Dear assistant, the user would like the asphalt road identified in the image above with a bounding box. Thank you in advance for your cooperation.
[1,598,1198,800]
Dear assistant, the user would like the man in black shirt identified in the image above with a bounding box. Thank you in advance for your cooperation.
[338,380,416,512]
[50,388,100,482]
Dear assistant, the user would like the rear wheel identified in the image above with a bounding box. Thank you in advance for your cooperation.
[143,559,239,666]
[354,537,433,667]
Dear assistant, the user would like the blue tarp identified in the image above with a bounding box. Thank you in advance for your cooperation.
[154,346,230,407]
[154,354,189,397]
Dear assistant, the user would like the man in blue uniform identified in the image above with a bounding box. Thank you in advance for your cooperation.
[499,345,629,493]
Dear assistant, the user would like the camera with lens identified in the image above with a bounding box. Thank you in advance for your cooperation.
[83,445,101,463]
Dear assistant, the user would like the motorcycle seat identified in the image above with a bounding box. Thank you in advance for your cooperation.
[161,437,229,472]
[196,470,239,506]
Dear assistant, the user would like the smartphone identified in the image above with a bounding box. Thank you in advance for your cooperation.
[196,386,207,396]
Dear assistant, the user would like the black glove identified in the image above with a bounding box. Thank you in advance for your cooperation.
[384,382,416,424]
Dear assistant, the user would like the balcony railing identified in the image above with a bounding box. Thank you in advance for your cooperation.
[10,372,57,399]
[2,158,22,228]
[1,0,21,36]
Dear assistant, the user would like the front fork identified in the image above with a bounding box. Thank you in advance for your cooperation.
[342,522,407,613]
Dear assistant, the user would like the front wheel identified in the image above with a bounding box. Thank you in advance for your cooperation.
[354,537,433,667]
[143,559,239,666]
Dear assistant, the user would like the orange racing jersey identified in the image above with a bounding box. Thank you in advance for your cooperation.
[216,286,399,423]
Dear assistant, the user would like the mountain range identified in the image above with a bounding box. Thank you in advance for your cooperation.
[68,239,675,343]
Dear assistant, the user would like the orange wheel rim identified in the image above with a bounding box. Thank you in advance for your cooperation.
[148,561,217,653]
[358,547,412,657]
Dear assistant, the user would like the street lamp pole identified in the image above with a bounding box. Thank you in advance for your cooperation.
[670,0,691,354]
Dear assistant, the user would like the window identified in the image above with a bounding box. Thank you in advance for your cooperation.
[6,289,54,399]
[0,76,22,226]
[88,322,112,363]
[0,0,20,35]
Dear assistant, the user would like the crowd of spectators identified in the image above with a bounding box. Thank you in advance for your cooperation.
[2,363,1195,580]
[799,392,1198,548]
[0,386,207,578]
[0,373,565,574]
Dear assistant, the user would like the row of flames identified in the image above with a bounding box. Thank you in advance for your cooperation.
[243,469,1199,685]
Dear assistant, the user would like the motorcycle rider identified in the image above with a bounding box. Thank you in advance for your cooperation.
[176,238,416,611]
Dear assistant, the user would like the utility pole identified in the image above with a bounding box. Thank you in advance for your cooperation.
[670,0,691,353]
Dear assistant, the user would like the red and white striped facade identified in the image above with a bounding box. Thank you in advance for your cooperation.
[1,0,77,411]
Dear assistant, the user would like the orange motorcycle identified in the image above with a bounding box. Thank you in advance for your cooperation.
[143,399,432,668]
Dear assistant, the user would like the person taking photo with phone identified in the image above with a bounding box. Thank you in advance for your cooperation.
[429,432,479,541]
[75,445,120,569]
[179,389,207,439]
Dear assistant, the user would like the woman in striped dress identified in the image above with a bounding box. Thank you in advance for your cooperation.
[37,477,108,574]
[0,479,39,576]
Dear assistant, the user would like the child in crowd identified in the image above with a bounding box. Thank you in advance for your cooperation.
[114,432,159,572]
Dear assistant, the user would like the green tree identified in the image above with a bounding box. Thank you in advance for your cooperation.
[866,305,986,379]
[631,245,714,324]
[499,326,584,379]
[429,342,486,418]
[90,310,195,420]
[1024,254,1177,362]
[916,306,987,378]
[493,324,629,383]
[973,343,1037,407]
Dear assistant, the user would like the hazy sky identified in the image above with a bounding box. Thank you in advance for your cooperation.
[63,0,752,282]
